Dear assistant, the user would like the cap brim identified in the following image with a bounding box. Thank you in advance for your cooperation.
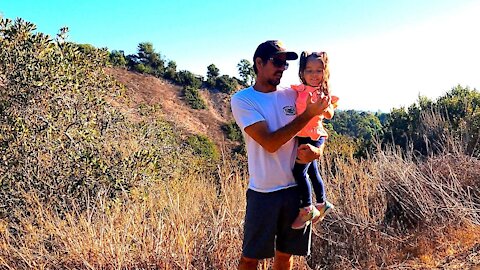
[286,52,298,60]
[274,51,298,60]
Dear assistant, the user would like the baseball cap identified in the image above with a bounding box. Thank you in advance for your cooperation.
[253,40,298,62]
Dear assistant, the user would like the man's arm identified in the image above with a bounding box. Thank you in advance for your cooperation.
[244,95,331,153]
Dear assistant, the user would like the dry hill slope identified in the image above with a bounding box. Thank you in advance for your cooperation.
[105,68,235,147]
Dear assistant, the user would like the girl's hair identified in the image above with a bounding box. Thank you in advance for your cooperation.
[298,51,330,94]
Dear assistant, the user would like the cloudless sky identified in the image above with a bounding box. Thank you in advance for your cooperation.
[2,0,480,111]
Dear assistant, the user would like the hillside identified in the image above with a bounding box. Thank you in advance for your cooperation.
[1,18,479,269]
[105,67,236,148]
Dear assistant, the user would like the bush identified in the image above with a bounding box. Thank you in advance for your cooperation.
[183,86,207,110]
[109,50,127,67]
[186,134,219,161]
[222,121,243,142]
[164,60,177,81]
[0,18,208,222]
[175,70,202,88]
[133,63,151,74]
[215,75,238,94]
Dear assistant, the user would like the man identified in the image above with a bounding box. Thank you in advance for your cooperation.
[231,40,331,270]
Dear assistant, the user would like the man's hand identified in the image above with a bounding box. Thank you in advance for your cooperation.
[296,143,324,164]
[304,94,331,118]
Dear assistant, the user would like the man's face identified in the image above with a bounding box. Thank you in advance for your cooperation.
[260,53,289,87]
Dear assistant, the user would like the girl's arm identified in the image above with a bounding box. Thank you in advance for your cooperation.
[323,95,339,119]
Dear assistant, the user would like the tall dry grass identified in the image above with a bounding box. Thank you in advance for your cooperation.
[1,131,480,269]
[308,111,480,269]
[0,154,248,269]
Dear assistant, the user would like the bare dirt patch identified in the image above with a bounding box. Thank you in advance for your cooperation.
[105,68,234,147]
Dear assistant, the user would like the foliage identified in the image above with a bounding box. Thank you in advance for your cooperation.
[186,134,219,161]
[126,42,165,77]
[237,59,255,86]
[0,18,121,214]
[206,63,219,88]
[328,110,383,157]
[75,43,100,55]
[382,85,480,155]
[328,86,479,157]
[109,50,127,67]
[175,70,203,89]
[183,86,207,110]
[215,74,238,94]
[0,18,212,223]
[330,110,383,141]
[222,121,243,142]
[164,60,177,80]
[323,133,358,158]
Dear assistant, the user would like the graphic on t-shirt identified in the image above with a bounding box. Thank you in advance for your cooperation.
[283,106,296,115]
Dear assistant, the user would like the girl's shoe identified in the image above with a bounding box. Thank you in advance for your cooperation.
[311,201,334,224]
[291,205,320,229]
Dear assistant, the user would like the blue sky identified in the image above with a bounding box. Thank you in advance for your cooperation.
[2,0,479,111]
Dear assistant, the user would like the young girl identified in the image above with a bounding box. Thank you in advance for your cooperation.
[291,51,338,229]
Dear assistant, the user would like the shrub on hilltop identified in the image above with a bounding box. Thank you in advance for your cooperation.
[0,18,215,222]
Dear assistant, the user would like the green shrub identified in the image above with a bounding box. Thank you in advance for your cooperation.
[222,121,243,142]
[186,134,219,161]
[183,86,207,109]
[164,60,177,81]
[0,18,208,222]
[215,75,238,94]
[109,50,127,67]
[176,70,202,88]
[134,63,151,74]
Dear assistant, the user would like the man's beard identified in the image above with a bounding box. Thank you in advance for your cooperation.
[267,72,282,86]
[267,78,280,86]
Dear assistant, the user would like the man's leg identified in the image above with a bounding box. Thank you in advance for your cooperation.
[241,189,280,267]
[238,256,258,270]
[273,250,293,270]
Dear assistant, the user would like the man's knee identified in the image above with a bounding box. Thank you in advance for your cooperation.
[238,255,259,270]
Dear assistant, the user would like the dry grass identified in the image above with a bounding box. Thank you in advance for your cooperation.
[307,140,480,269]
[0,142,480,269]
[3,20,478,269]
[0,155,247,269]
[1,144,479,269]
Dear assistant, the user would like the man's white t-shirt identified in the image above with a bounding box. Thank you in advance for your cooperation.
[231,86,298,193]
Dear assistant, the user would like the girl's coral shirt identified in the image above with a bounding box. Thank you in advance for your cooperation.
[292,84,339,140]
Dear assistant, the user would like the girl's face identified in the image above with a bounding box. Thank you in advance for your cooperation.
[303,57,324,87]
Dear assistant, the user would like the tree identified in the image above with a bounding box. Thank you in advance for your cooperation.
[206,64,219,88]
[237,59,255,86]
[76,43,97,55]
[207,64,219,78]
[138,42,165,76]
[379,86,480,155]
[109,50,127,67]
[164,60,177,80]
[215,75,238,94]
[176,70,202,89]
[126,42,165,76]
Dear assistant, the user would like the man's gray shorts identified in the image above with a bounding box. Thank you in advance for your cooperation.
[242,187,312,259]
